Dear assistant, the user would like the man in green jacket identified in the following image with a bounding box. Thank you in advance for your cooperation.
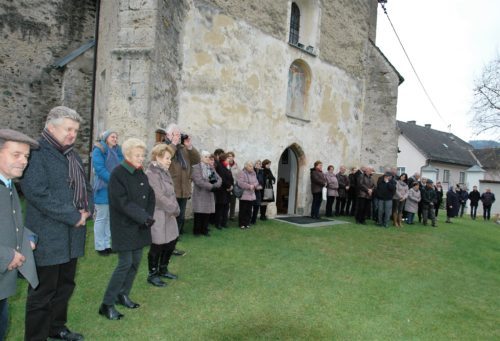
[0,129,39,341]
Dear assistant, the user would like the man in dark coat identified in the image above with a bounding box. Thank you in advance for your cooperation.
[421,179,437,227]
[0,129,39,341]
[445,187,460,223]
[468,186,481,220]
[457,185,469,217]
[480,188,496,220]
[355,167,375,225]
[21,107,93,341]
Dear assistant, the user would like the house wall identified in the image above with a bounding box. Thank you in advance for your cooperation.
[397,135,427,175]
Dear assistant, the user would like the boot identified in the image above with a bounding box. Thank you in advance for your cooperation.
[147,253,166,287]
[158,250,177,279]
[398,213,403,227]
[392,213,398,227]
[260,205,268,220]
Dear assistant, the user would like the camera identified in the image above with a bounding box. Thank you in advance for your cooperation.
[208,171,218,184]
[180,133,189,145]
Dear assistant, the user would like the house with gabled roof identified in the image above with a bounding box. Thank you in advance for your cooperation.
[396,120,479,191]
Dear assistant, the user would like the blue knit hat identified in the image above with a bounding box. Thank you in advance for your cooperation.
[100,130,116,143]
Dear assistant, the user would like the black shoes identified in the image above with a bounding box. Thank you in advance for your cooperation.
[97,250,109,256]
[99,304,124,320]
[173,249,186,256]
[147,274,167,287]
[159,271,178,280]
[49,328,84,340]
[117,294,140,309]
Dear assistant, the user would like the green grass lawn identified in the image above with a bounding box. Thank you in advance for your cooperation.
[7,214,500,340]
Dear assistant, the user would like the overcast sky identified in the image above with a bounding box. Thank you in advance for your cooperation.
[375,0,500,142]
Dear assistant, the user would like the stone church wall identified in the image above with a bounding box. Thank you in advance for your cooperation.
[0,0,96,161]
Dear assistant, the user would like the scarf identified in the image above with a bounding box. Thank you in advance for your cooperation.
[42,128,88,210]
[201,162,212,180]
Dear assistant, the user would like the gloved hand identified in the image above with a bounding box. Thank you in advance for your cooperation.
[139,217,155,230]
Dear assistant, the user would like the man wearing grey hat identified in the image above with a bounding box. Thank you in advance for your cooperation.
[21,107,93,341]
[0,129,39,341]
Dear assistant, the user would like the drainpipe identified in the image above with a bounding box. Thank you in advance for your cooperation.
[88,0,101,178]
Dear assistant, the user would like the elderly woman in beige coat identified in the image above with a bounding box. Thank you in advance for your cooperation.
[145,144,180,287]
[191,151,222,236]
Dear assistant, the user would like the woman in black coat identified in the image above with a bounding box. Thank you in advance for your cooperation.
[260,159,276,220]
[445,186,459,223]
[99,138,155,320]
[214,153,234,229]
[251,160,265,225]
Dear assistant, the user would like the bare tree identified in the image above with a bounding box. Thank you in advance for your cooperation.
[471,55,500,138]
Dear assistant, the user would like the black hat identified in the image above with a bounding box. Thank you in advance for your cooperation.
[0,129,39,148]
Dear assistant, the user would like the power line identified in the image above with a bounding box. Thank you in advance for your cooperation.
[378,1,449,127]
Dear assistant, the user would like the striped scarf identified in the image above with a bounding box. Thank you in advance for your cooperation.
[42,128,88,210]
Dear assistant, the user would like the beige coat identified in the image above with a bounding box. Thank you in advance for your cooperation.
[191,163,222,213]
[146,163,180,244]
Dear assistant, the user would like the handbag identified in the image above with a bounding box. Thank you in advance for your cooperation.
[262,180,275,202]
[233,183,244,198]
[322,187,327,201]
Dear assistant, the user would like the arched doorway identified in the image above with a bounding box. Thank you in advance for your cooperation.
[276,147,299,214]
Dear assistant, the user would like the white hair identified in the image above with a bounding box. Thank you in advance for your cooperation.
[165,123,180,135]
[122,138,146,157]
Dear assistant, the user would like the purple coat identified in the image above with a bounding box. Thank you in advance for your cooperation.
[145,163,180,244]
[238,168,260,201]
[325,172,339,197]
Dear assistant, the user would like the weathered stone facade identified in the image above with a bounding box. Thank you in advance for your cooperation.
[0,0,96,161]
[93,0,401,215]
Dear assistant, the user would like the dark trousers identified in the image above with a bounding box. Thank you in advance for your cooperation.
[176,198,188,234]
[251,204,260,224]
[310,193,322,218]
[229,194,237,219]
[193,213,210,235]
[470,204,478,219]
[102,248,143,306]
[483,204,492,220]
[0,298,7,341]
[25,258,78,341]
[260,205,268,218]
[325,196,335,217]
[459,203,466,217]
[238,200,253,227]
[422,204,436,226]
[214,203,229,227]
[149,240,177,271]
[355,197,370,223]
[335,196,346,215]
[346,196,356,216]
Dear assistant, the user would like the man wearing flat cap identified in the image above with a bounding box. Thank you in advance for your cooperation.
[0,129,39,341]
[421,179,437,227]
[21,106,93,341]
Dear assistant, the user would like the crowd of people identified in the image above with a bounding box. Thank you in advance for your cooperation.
[310,162,497,227]
[0,105,497,340]
[0,106,278,339]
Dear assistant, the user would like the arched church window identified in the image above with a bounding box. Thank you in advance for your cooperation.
[286,59,311,120]
[289,3,300,44]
